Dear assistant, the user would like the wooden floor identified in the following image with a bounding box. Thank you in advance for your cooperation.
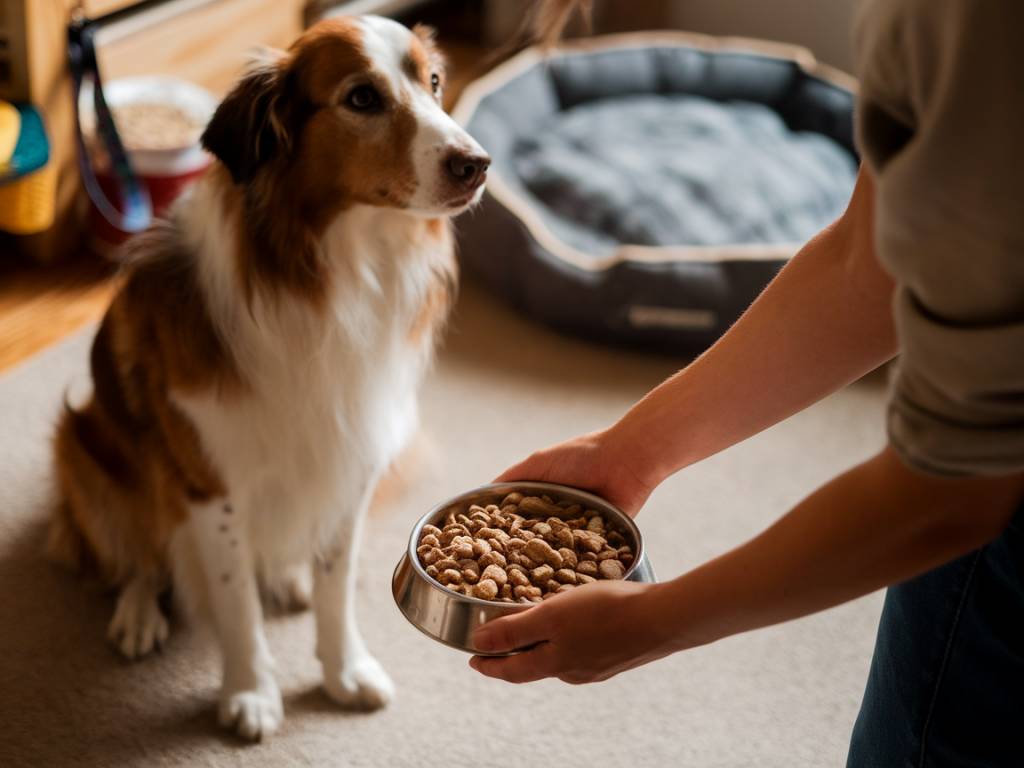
[0,40,492,374]
[0,258,117,373]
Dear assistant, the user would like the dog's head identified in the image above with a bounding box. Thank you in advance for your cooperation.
[201,16,489,219]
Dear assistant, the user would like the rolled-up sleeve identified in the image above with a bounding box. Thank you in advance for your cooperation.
[855,0,1024,475]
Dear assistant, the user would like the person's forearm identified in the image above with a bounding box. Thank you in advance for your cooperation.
[653,448,1023,651]
[612,169,897,485]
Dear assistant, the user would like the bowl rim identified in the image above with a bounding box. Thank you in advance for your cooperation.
[404,481,645,609]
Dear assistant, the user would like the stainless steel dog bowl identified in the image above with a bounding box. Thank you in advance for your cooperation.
[392,481,656,656]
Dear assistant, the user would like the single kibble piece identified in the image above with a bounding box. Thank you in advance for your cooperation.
[435,557,460,572]
[555,568,577,585]
[576,560,599,577]
[439,568,462,585]
[558,547,578,569]
[599,559,626,580]
[530,564,555,584]
[472,579,499,600]
[509,568,531,588]
[481,564,508,587]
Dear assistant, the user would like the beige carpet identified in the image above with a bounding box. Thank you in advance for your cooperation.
[0,280,887,767]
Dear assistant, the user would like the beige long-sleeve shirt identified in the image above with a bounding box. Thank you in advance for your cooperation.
[855,0,1024,475]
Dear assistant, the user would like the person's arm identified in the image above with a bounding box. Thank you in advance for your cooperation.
[471,448,1024,683]
[498,167,898,514]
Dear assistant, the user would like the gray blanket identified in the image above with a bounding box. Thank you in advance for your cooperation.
[513,94,858,255]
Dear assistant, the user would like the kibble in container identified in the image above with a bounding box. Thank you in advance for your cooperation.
[392,482,655,655]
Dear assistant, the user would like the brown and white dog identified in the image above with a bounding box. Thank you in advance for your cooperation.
[48,16,488,740]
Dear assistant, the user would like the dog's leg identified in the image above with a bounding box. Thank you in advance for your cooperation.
[188,499,282,740]
[314,488,394,710]
[263,562,312,612]
[107,574,169,659]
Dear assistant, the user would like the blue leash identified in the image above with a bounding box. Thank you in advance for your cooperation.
[67,12,152,236]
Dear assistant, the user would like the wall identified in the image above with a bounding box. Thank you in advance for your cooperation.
[665,0,859,73]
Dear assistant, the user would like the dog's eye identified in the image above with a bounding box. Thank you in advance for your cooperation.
[430,73,441,95]
[345,85,382,112]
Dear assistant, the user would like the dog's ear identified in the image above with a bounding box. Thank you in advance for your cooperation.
[201,51,290,184]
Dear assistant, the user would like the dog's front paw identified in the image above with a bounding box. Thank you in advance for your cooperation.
[323,655,394,710]
[108,583,169,660]
[219,679,283,741]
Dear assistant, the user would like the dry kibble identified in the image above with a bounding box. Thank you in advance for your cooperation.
[519,496,563,517]
[555,568,577,585]
[510,551,533,568]
[572,529,605,554]
[416,490,636,603]
[524,538,563,569]
[472,579,499,600]
[439,568,462,585]
[558,547,578,569]
[435,557,460,573]
[472,538,492,558]
[553,528,574,549]
[599,559,626,580]
[479,551,507,569]
[451,538,474,559]
[513,585,542,601]
[530,564,555,584]
[481,564,508,587]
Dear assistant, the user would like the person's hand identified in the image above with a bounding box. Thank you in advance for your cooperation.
[496,428,655,517]
[468,580,677,684]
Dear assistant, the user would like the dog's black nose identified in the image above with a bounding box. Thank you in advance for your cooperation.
[446,150,490,189]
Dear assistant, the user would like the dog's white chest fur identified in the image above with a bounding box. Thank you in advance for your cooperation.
[176,197,444,569]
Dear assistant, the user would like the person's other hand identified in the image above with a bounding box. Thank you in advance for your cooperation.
[468,580,676,683]
[496,429,655,517]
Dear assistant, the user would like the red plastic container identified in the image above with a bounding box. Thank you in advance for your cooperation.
[79,77,217,253]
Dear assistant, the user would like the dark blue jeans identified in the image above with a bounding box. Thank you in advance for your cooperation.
[847,508,1024,767]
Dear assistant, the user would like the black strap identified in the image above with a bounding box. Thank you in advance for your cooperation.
[67,13,152,235]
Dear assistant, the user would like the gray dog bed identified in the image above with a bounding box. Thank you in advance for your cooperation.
[453,33,858,356]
